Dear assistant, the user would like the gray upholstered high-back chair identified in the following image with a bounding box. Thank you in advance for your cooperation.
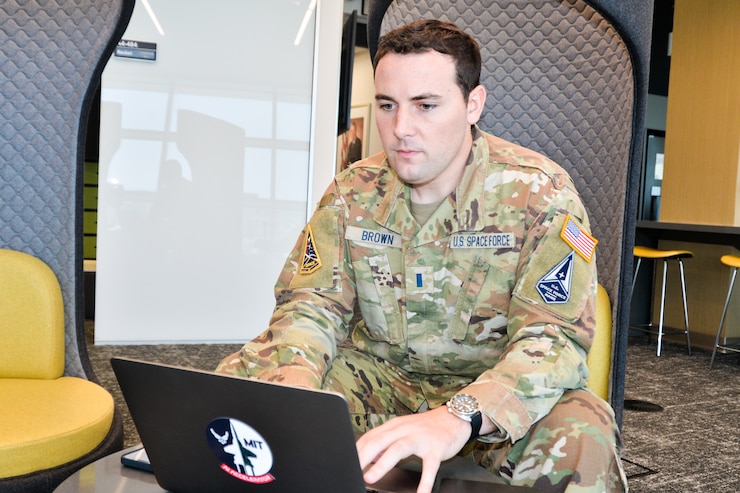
[367,0,654,426]
[0,1,134,491]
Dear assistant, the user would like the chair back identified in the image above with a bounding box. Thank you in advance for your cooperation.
[367,0,654,425]
[0,249,65,380]
[0,3,133,489]
[587,284,612,401]
[0,0,134,379]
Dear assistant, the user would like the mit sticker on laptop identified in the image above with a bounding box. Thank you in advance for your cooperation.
[111,357,534,493]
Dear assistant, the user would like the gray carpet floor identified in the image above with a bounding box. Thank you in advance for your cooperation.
[86,322,740,492]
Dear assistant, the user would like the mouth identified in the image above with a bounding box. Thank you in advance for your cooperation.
[394,148,421,159]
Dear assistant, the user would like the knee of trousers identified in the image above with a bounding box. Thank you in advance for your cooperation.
[504,389,625,491]
[523,389,620,460]
[540,388,620,440]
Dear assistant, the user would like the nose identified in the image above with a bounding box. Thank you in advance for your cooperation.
[393,105,414,139]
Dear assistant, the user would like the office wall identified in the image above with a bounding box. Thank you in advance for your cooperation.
[349,47,382,158]
[660,0,740,225]
[95,0,343,343]
[654,0,740,346]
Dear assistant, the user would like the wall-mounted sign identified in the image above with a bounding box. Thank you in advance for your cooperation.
[115,39,157,61]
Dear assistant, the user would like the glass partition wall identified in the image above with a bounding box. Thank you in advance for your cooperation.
[96,0,342,343]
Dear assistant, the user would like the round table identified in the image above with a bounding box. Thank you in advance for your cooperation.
[55,446,164,493]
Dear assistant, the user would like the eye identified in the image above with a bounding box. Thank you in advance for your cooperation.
[377,101,395,111]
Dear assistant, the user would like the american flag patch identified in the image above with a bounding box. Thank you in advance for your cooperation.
[560,215,598,262]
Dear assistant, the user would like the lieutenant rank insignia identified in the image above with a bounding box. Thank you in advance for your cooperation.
[299,225,322,275]
[560,215,597,262]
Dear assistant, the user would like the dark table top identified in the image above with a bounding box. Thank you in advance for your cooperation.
[636,221,740,249]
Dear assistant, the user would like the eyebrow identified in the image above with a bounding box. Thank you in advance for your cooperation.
[375,93,442,102]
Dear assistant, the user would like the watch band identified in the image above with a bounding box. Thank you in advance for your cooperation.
[468,411,482,442]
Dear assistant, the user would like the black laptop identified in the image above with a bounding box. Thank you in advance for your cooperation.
[111,357,536,492]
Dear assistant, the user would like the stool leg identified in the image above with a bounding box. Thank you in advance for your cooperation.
[678,258,691,355]
[630,257,644,330]
[656,259,668,356]
[631,257,643,300]
[710,267,737,369]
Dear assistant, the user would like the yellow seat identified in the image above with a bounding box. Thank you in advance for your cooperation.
[632,246,694,261]
[0,249,115,481]
[587,284,612,401]
[631,246,693,356]
[710,255,740,368]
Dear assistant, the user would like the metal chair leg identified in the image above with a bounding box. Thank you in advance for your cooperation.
[710,267,738,369]
[678,258,691,355]
[656,259,668,356]
[631,257,643,299]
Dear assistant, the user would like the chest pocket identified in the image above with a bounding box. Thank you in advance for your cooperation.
[352,254,405,344]
[447,255,492,341]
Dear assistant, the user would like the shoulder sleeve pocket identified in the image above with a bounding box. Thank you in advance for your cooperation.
[513,214,595,323]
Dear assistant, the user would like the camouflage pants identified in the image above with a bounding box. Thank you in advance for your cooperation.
[323,348,628,493]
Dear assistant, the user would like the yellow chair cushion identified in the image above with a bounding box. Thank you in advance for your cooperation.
[0,249,65,379]
[0,377,114,478]
[720,254,740,269]
[633,245,693,260]
[587,284,611,401]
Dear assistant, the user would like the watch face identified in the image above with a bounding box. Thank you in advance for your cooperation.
[452,394,479,415]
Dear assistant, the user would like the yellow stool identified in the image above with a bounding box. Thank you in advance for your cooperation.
[631,246,693,356]
[710,255,740,368]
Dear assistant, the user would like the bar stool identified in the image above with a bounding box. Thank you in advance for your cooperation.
[631,246,693,356]
[710,254,740,368]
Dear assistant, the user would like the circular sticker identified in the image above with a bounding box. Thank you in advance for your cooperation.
[206,417,275,484]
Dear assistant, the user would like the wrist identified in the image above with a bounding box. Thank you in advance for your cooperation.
[446,394,482,442]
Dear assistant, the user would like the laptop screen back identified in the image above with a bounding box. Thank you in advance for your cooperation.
[111,357,367,492]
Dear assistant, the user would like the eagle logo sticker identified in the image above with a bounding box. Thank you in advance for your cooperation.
[536,252,574,304]
[206,417,275,484]
[299,224,322,275]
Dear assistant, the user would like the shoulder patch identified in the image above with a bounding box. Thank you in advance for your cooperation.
[536,252,574,304]
[560,215,597,262]
[299,224,322,275]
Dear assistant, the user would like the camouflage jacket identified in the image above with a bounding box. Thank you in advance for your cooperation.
[218,127,598,443]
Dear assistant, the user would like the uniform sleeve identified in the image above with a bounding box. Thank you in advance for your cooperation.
[463,184,598,444]
[215,185,356,388]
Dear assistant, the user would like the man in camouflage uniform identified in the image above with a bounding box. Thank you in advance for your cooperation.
[218,19,627,493]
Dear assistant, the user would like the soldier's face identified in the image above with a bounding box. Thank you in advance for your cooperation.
[374,51,485,203]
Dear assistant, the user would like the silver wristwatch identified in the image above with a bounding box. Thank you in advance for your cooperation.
[446,394,482,442]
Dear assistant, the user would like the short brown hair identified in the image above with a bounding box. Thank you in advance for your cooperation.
[374,19,482,101]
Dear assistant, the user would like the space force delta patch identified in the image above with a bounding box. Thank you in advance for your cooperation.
[536,252,574,304]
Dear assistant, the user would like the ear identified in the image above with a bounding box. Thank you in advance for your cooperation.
[466,84,487,125]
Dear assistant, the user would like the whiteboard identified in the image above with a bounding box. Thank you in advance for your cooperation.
[95,0,342,343]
